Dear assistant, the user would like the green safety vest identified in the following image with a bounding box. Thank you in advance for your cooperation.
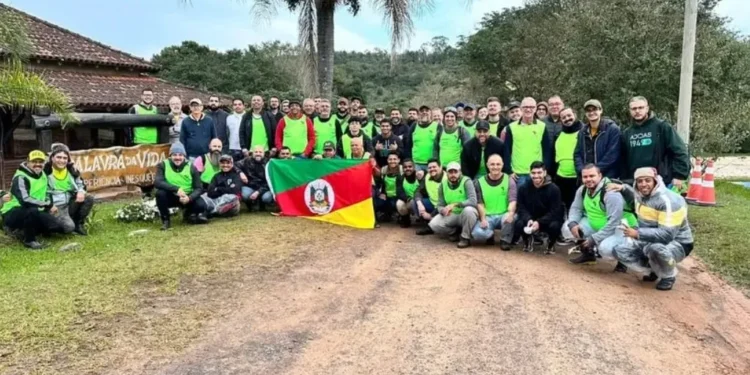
[337,114,350,134]
[477,147,487,177]
[402,176,419,199]
[1,169,48,214]
[314,116,337,155]
[442,176,469,214]
[341,133,366,159]
[200,154,219,184]
[164,160,194,194]
[555,131,579,178]
[51,170,75,192]
[459,120,477,138]
[489,121,501,136]
[349,151,371,160]
[438,127,463,166]
[250,115,268,151]
[133,105,159,144]
[412,122,438,164]
[283,115,308,154]
[478,174,510,216]
[362,121,375,138]
[509,121,545,174]
[381,167,401,198]
[583,179,638,231]
[425,173,446,207]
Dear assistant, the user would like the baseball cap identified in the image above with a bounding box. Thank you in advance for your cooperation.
[28,150,46,161]
[374,108,385,114]
[189,98,202,106]
[418,105,431,111]
[444,106,458,115]
[584,99,602,110]
[507,101,521,110]
[288,98,302,106]
[463,103,476,110]
[446,162,461,172]
[455,102,465,108]
[476,121,490,131]
[219,154,233,163]
[338,97,349,104]
[323,141,336,150]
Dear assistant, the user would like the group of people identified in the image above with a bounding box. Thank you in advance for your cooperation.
[0,90,694,291]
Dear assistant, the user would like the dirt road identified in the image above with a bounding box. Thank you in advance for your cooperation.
[110,224,750,375]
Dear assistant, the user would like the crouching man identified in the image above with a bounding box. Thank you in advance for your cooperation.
[154,142,208,230]
[471,154,516,250]
[417,162,478,249]
[237,145,275,211]
[202,154,242,217]
[45,144,94,235]
[610,167,694,291]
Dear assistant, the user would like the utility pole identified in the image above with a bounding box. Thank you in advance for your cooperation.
[677,0,698,144]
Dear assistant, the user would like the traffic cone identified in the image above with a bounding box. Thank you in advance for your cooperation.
[686,157,703,203]
[697,159,716,206]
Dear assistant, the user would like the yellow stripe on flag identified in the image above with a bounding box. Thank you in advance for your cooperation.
[306,198,375,229]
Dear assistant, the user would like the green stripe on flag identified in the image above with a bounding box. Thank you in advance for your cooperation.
[266,159,368,194]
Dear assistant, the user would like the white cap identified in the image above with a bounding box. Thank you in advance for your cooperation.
[446,162,461,171]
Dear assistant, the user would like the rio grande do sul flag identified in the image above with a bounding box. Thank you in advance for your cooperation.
[265,159,375,229]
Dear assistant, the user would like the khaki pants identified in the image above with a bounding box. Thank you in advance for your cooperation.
[396,199,413,216]
[429,206,478,240]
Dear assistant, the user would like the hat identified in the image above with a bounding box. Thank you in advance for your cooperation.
[288,98,302,106]
[374,108,385,114]
[169,142,186,156]
[584,99,602,110]
[455,102,466,109]
[446,162,461,172]
[634,167,657,180]
[28,150,46,161]
[444,106,458,115]
[476,121,490,131]
[323,141,336,150]
[463,103,476,110]
[189,98,202,106]
[537,101,548,109]
[50,143,71,159]
[418,105,431,111]
[219,154,233,163]
[507,101,521,110]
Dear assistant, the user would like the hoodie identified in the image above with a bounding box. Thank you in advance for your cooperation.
[620,114,690,184]
[574,118,621,178]
[516,175,564,226]
[625,177,693,245]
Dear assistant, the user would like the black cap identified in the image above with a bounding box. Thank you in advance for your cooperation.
[418,105,431,111]
[455,102,466,109]
[507,101,521,110]
[375,108,385,114]
[288,98,302,106]
[463,103,475,110]
[476,121,490,131]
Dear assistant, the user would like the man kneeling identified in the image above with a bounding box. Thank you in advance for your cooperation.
[418,162,478,248]
[154,142,208,230]
[45,144,95,235]
[471,154,516,250]
[237,146,274,211]
[202,155,241,217]
[514,161,564,254]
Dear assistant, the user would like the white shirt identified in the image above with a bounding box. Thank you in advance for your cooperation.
[227,112,243,151]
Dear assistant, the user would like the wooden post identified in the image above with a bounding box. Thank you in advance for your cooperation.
[38,129,53,152]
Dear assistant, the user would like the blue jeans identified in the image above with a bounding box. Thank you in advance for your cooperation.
[515,174,531,188]
[375,196,397,214]
[471,213,515,242]
[562,218,627,259]
[414,164,428,172]
[241,186,274,204]
[411,198,435,215]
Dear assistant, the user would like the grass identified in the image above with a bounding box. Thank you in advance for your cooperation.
[689,181,750,291]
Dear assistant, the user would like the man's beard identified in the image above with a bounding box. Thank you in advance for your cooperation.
[210,105,218,110]
[209,151,221,165]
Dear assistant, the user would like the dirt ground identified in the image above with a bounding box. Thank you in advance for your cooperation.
[87,222,750,375]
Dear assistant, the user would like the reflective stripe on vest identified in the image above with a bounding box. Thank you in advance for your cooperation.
[314,117,337,155]
[442,176,469,214]
[411,122,438,164]
[509,121,545,174]
[479,174,509,216]
[133,105,159,144]
[555,131,579,178]
[164,160,194,194]
[438,128,463,166]
[282,115,308,154]
[1,169,48,214]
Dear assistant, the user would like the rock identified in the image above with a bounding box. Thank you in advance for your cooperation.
[128,229,150,237]
[59,243,82,252]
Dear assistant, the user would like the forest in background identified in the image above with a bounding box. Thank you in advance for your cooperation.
[151,0,750,154]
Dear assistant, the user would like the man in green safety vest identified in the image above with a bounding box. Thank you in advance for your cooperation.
[470,154,517,250]
[504,97,553,188]
[555,107,583,211]
[395,158,420,228]
[1,150,64,249]
[128,88,163,145]
[194,138,224,188]
[486,97,509,137]
[334,97,350,135]
[408,106,442,172]
[358,106,376,138]
[458,103,478,138]
[44,144,94,236]
[564,164,637,266]
[412,159,444,226]
[312,99,342,157]
[274,99,316,158]
[434,107,470,167]
[338,117,374,159]
[372,108,386,135]
[154,142,208,230]
[375,151,402,223]
[240,95,276,158]
[417,162,478,249]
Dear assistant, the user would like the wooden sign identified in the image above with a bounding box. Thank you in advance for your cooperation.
[69,144,170,191]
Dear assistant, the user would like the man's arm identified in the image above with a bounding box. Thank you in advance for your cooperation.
[538,184,563,224]
[239,112,249,151]
[432,128,442,161]
[574,131,584,176]
[591,192,625,244]
[187,165,204,201]
[275,117,287,151]
[396,176,408,202]
[437,184,447,212]
[516,186,531,224]
[458,178,478,208]
[304,117,316,157]
[506,177,518,216]
[540,126,555,174]
[11,176,49,209]
[663,121,691,181]
[637,197,683,244]
[597,124,621,177]
[153,163,179,192]
[504,128,514,174]
[475,180,486,221]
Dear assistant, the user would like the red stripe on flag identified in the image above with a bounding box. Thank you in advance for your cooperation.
[275,162,373,217]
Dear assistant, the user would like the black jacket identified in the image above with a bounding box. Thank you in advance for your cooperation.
[5,162,52,212]
[371,133,405,167]
[239,111,276,151]
[236,157,270,194]
[154,160,203,202]
[205,108,229,151]
[267,109,284,127]
[207,170,242,199]
[461,136,506,179]
[517,175,564,226]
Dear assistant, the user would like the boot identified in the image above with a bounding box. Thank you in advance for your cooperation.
[195,213,209,224]
[73,223,88,236]
[656,277,676,291]
[499,240,511,251]
[642,272,659,282]
[448,230,460,242]
[544,242,556,255]
[244,201,254,212]
[161,218,171,231]
[23,240,45,250]
[485,237,496,246]
[613,262,628,273]
[416,227,434,236]
[569,250,597,265]
[522,237,534,253]
[457,237,471,249]
[398,215,411,228]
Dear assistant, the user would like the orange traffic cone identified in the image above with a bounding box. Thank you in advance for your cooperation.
[686,157,703,203]
[697,159,716,206]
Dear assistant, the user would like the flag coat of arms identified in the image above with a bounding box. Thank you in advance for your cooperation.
[266,159,375,229]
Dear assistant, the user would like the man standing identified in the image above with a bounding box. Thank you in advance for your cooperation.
[205,96,229,152]
[303,98,317,119]
[564,164,637,265]
[621,96,690,192]
[335,97,350,135]
[514,161,564,253]
[611,167,694,291]
[45,144,94,236]
[406,107,419,128]
[1,150,63,249]
[434,107,470,167]
[226,98,246,161]
[238,146,275,211]
[391,108,409,139]
[350,96,363,115]
[413,159,445,224]
[281,100,290,115]
[128,88,162,145]
[275,99,316,158]
[359,106,375,137]
[372,108,386,135]
[486,97,508,137]
[471,154,516,250]
[544,95,564,146]
[461,121,505,180]
[408,106,442,171]
[268,96,284,125]
[372,118,404,167]
[241,95,276,157]
[168,96,187,145]
[312,99,341,157]
[202,155,242,218]
[459,104,478,138]
[339,117,374,159]
[506,101,522,123]
[574,99,621,179]
[431,107,444,125]
[154,142,207,230]
[504,97,553,187]
[395,158,420,227]
[180,98,217,160]
[418,162,478,249]
[555,107,583,209]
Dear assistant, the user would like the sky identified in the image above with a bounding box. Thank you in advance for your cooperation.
[2,0,749,60]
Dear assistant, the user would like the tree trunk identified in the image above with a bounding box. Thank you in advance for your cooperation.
[316,1,335,99]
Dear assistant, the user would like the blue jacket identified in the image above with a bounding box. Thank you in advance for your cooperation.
[180,114,217,158]
[574,118,620,178]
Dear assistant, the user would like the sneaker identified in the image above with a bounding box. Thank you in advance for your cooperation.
[161,219,171,231]
[569,251,597,265]
[457,238,471,248]
[656,277,676,291]
[485,237,496,246]
[642,272,659,282]
[544,245,556,255]
[448,234,460,242]
[499,241,511,251]
[555,237,574,246]
[23,240,45,250]
[613,262,628,273]
[398,215,411,228]
[195,213,209,224]
[73,224,88,236]
[523,238,534,253]
[416,227,434,236]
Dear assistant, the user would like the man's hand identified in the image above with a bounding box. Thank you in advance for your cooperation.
[479,219,489,229]
[420,211,433,220]
[503,214,514,224]
[571,225,582,239]
[250,191,260,200]
[511,173,519,181]
[75,191,85,203]
[375,142,384,151]
[672,179,684,191]
[582,239,594,250]
[177,188,187,198]
[378,193,386,200]
[240,173,248,184]
[313,154,323,160]
[606,183,623,192]
[2,194,10,203]
[389,143,398,150]
[179,195,190,205]
[441,204,455,216]
[530,220,540,232]
[50,206,58,215]
[623,226,639,239]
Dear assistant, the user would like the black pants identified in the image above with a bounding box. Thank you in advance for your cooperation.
[555,176,579,212]
[155,189,207,220]
[514,218,562,244]
[4,206,64,242]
